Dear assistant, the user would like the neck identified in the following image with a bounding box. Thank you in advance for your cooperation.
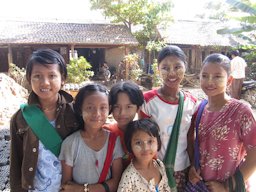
[207,93,230,111]
[83,128,103,139]
[40,96,58,111]
[159,86,179,101]
[133,158,154,169]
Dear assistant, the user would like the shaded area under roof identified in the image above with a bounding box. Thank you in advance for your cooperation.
[0,20,138,45]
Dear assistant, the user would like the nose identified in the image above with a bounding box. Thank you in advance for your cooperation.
[40,76,50,85]
[142,141,151,150]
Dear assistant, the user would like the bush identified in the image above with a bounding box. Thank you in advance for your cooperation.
[123,53,143,82]
[67,56,94,83]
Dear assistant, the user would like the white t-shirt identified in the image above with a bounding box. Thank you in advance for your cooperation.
[59,130,124,184]
[231,56,247,79]
[140,89,198,171]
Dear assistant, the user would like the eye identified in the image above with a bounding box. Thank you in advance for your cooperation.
[135,140,142,146]
[148,139,155,145]
[175,65,182,70]
[49,74,57,79]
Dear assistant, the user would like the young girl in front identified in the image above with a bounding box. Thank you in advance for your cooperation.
[188,53,256,192]
[117,118,171,192]
[105,81,144,168]
[10,49,79,192]
[140,45,198,191]
[59,83,124,192]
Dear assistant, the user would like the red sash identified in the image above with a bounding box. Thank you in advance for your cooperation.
[98,132,117,183]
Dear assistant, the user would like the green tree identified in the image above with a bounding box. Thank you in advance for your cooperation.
[217,0,256,44]
[90,0,172,44]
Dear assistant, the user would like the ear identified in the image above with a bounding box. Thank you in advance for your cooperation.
[227,75,233,86]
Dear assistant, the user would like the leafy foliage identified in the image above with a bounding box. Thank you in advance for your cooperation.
[123,53,143,82]
[67,56,94,83]
[151,59,162,87]
[90,0,172,44]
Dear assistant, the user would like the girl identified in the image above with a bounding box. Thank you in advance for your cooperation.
[188,53,256,192]
[140,45,198,191]
[117,118,171,192]
[104,81,144,168]
[10,49,79,192]
[59,83,123,192]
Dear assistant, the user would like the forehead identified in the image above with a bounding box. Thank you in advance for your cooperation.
[201,62,227,74]
[82,92,108,104]
[159,56,185,65]
[31,63,60,72]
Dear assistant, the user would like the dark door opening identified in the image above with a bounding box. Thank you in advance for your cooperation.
[76,48,105,74]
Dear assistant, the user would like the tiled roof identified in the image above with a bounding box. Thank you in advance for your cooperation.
[158,20,246,46]
[0,20,138,45]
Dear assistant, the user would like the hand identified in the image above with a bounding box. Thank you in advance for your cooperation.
[60,181,83,192]
[205,181,228,192]
[188,166,203,184]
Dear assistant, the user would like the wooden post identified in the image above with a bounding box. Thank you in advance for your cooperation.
[8,44,13,65]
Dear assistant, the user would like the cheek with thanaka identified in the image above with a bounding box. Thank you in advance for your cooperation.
[177,68,185,79]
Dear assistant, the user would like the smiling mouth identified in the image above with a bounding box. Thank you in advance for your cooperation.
[168,78,177,82]
[40,88,51,92]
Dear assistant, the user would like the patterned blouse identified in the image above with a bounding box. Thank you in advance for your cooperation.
[198,99,256,182]
[117,159,171,192]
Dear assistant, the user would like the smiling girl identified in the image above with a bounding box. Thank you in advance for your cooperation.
[188,53,256,192]
[140,45,198,191]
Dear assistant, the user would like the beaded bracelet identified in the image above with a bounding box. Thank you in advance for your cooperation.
[84,183,89,192]
[101,182,110,192]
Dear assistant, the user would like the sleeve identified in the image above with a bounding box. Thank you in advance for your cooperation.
[239,104,256,150]
[9,111,27,192]
[139,101,151,118]
[59,132,78,167]
[113,136,124,160]
[117,165,134,192]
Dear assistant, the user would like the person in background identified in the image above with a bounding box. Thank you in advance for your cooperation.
[230,50,247,100]
[188,53,256,192]
[139,45,198,191]
[10,49,79,192]
[104,80,144,168]
[117,118,171,192]
[59,83,123,192]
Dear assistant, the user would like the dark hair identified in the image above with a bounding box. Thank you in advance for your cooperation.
[157,45,187,68]
[74,83,109,129]
[231,50,239,57]
[202,53,231,75]
[26,49,67,82]
[125,118,161,153]
[109,81,144,114]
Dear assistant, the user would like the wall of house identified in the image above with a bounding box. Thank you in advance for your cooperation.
[105,47,126,75]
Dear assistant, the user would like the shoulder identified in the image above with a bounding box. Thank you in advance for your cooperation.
[63,130,81,143]
[143,89,158,102]
[183,90,197,104]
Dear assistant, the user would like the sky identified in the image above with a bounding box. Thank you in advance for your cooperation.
[0,0,208,22]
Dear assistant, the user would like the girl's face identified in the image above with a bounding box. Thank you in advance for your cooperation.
[200,62,231,97]
[81,92,109,130]
[111,92,138,130]
[158,56,186,89]
[30,63,64,102]
[131,130,158,163]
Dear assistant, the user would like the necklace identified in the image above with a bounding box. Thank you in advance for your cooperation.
[42,106,57,112]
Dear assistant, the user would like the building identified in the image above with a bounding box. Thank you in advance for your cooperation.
[0,20,138,74]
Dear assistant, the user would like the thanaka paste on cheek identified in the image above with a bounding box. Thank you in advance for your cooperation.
[134,145,143,152]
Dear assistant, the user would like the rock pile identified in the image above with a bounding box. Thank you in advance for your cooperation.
[0,73,28,191]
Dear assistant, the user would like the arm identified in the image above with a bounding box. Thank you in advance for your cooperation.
[9,113,27,192]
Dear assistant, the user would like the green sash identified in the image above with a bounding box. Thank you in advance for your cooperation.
[163,91,184,191]
[20,104,63,157]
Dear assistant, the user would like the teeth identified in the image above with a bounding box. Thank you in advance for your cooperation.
[41,89,50,92]
[169,78,176,82]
